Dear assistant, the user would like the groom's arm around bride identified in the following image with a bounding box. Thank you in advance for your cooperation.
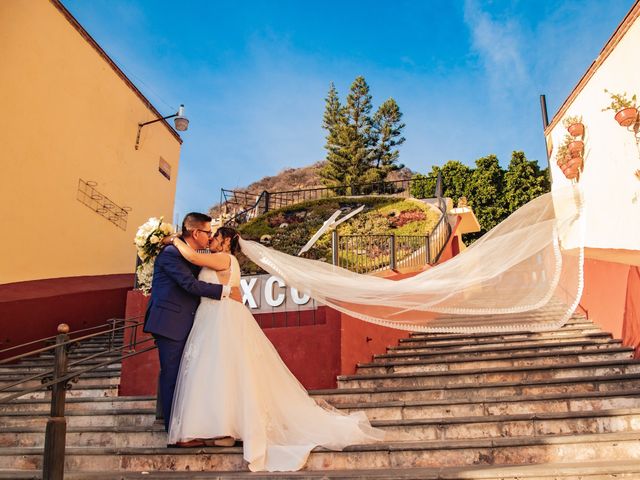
[142,212,240,432]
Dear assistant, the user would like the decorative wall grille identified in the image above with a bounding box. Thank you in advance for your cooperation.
[76,179,131,230]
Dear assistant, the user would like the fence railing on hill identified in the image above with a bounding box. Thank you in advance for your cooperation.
[331,194,452,274]
[224,173,452,273]
[221,177,430,227]
[0,318,153,480]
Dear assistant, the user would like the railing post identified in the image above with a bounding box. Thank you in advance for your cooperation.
[332,230,339,266]
[42,324,70,480]
[425,235,431,264]
[390,234,396,270]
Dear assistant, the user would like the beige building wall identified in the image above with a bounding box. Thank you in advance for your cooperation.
[0,0,182,284]
[546,2,640,256]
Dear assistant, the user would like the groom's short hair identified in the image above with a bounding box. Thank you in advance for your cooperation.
[182,212,212,237]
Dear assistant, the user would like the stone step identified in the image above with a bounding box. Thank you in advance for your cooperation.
[0,364,121,375]
[0,408,157,429]
[313,373,640,404]
[389,332,613,352]
[374,407,640,441]
[1,431,639,471]
[3,461,640,479]
[37,350,124,358]
[0,372,120,390]
[4,408,640,448]
[375,339,624,362]
[404,322,598,341]
[1,383,118,401]
[336,389,640,421]
[337,359,640,389]
[15,355,122,367]
[400,323,602,341]
[0,395,155,413]
[358,348,635,374]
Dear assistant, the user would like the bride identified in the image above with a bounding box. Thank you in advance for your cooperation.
[166,227,386,472]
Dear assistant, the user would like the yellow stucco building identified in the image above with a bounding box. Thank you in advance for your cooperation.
[0,0,182,285]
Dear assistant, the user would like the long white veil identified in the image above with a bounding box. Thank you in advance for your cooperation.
[239,185,585,333]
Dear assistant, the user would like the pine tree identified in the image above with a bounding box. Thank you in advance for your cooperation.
[343,76,375,191]
[320,76,406,191]
[369,98,405,184]
[503,151,550,212]
[319,83,349,186]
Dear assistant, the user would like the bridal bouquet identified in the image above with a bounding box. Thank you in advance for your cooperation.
[134,217,175,295]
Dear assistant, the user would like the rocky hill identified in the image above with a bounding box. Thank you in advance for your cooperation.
[210,162,415,215]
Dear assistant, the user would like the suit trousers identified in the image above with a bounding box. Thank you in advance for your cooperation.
[154,334,187,432]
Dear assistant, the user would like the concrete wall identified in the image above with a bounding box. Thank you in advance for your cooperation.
[546,3,640,252]
[0,0,181,284]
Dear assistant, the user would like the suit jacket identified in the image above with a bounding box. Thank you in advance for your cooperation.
[143,245,222,341]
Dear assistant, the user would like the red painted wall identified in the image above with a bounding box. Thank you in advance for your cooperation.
[339,313,409,376]
[119,291,157,396]
[263,308,341,390]
[577,258,640,357]
[578,258,631,339]
[623,267,640,356]
[0,275,132,360]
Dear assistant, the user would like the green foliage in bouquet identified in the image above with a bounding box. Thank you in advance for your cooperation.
[134,217,175,295]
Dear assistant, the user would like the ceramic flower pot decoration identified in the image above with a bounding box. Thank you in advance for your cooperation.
[614,107,638,127]
[566,122,585,137]
[560,157,582,181]
[568,140,584,154]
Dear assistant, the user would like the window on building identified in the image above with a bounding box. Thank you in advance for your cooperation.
[159,157,171,180]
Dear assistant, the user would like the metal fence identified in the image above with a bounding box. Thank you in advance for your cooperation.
[221,177,427,227]
[333,233,431,274]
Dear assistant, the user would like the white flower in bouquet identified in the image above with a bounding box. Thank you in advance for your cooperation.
[133,217,175,295]
[135,259,156,295]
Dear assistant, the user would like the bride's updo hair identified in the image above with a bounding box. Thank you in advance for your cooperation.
[216,226,240,255]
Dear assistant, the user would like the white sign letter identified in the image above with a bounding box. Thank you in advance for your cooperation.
[241,277,259,309]
[291,287,310,305]
[265,276,285,307]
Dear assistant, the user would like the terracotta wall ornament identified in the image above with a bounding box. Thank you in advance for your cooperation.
[602,91,640,201]
[602,89,640,142]
[556,115,586,182]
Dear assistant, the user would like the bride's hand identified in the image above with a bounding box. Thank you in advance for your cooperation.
[229,286,242,303]
[162,234,178,246]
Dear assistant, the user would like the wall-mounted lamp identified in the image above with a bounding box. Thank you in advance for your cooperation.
[135,104,189,150]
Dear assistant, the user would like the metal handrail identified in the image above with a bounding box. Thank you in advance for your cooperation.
[0,320,156,480]
[0,316,142,365]
[0,334,60,355]
[0,324,146,397]
[0,336,154,404]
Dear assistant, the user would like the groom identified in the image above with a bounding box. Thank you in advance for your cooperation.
[143,212,241,436]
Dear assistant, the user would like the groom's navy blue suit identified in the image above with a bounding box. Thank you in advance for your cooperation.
[143,244,222,431]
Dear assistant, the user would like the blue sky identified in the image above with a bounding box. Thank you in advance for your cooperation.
[64,0,635,218]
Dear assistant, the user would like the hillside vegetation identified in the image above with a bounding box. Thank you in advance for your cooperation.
[237,196,440,274]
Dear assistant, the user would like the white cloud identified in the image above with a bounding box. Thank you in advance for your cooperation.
[463,0,530,97]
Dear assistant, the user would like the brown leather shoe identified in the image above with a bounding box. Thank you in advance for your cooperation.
[175,439,206,448]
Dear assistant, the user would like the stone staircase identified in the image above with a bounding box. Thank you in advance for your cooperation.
[1,314,640,479]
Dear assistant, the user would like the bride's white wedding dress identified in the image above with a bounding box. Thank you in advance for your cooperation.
[168,254,386,472]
